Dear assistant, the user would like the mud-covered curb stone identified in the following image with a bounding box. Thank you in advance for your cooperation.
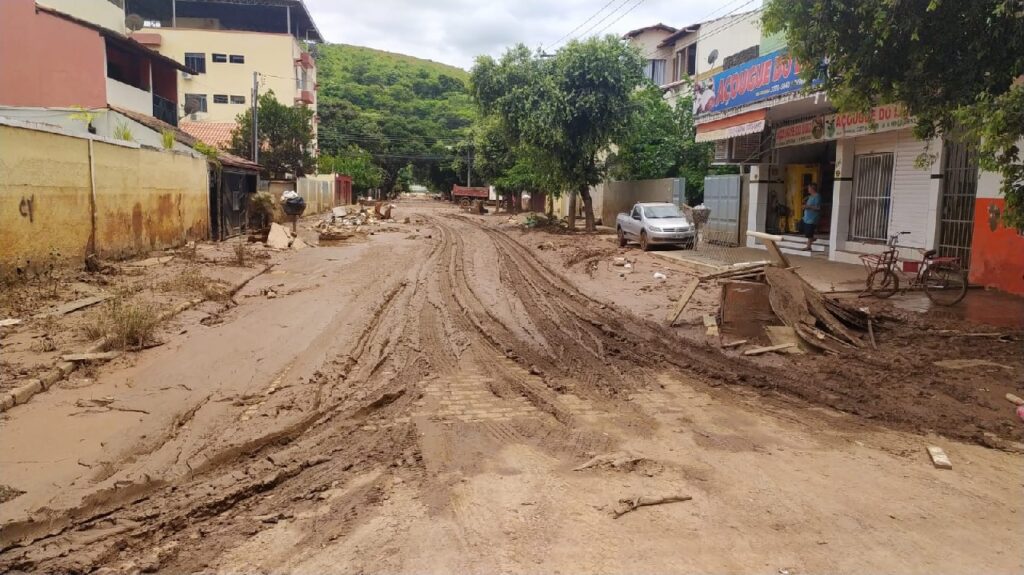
[11,379,43,405]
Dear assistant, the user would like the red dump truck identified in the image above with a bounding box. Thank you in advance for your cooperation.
[451,185,489,209]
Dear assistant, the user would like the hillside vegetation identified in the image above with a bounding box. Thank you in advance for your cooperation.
[315,44,475,193]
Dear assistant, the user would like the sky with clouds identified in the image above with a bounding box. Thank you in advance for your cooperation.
[305,0,762,70]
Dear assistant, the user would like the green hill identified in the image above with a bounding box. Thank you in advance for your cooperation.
[314,44,475,192]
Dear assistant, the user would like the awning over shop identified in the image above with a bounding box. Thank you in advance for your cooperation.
[695,110,766,143]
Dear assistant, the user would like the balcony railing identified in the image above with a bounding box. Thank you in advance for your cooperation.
[153,94,178,127]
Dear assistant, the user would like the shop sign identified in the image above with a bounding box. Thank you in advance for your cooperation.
[775,104,912,147]
[693,49,821,117]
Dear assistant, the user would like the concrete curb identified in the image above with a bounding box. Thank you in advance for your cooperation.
[0,263,270,414]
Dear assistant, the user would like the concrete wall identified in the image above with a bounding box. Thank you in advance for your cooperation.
[148,29,314,123]
[696,11,763,80]
[0,0,107,109]
[601,179,677,227]
[969,166,1024,294]
[0,121,209,270]
[297,175,335,214]
[37,0,126,35]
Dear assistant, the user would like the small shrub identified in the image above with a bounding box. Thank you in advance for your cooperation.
[85,299,162,351]
[158,266,229,300]
[113,120,134,142]
[233,241,250,266]
[161,129,175,150]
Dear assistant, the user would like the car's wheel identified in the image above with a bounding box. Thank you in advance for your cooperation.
[640,231,650,251]
[617,227,627,247]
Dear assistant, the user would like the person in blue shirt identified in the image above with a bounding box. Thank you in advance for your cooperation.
[801,183,821,250]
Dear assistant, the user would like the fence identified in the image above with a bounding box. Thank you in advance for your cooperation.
[0,120,209,270]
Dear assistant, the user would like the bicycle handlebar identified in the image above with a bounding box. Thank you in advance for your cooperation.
[887,231,911,246]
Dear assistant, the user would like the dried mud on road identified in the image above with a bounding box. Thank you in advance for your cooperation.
[1,201,1021,574]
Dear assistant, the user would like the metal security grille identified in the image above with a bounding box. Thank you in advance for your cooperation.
[938,140,978,269]
[849,153,894,241]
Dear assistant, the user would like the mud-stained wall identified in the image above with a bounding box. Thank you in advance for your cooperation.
[0,123,209,271]
[0,125,93,269]
[92,145,209,259]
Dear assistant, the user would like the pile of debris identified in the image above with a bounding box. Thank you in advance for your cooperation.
[668,232,871,355]
[314,202,395,242]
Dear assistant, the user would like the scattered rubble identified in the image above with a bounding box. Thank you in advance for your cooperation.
[927,446,953,469]
[315,203,397,243]
[611,493,692,519]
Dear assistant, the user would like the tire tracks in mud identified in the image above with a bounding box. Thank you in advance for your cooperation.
[0,208,801,573]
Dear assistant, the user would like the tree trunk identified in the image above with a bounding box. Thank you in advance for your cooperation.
[567,192,577,231]
[547,193,554,220]
[580,184,595,232]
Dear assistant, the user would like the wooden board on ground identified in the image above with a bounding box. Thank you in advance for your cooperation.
[764,266,863,351]
[743,343,795,356]
[764,325,807,354]
[762,237,792,268]
[34,295,111,319]
[666,278,701,325]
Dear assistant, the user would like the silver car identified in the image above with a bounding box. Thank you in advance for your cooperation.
[616,202,697,251]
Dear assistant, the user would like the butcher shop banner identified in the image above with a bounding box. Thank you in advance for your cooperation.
[774,104,912,148]
[693,49,821,117]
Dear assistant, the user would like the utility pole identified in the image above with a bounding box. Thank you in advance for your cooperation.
[251,71,259,164]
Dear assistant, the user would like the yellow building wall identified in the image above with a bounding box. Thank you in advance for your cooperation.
[0,124,209,271]
[0,125,93,269]
[152,29,316,123]
[92,144,209,259]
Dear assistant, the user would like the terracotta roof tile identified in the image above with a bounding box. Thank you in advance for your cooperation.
[179,121,238,150]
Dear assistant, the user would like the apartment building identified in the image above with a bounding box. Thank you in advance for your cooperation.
[0,0,188,127]
[624,11,762,109]
[125,0,322,149]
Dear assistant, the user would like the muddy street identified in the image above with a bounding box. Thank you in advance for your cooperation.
[1,201,1022,574]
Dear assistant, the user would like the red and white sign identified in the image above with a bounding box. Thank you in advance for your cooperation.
[775,104,911,148]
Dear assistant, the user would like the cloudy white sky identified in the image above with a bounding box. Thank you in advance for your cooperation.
[305,0,762,70]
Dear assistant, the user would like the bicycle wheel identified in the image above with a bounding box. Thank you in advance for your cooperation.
[867,268,899,298]
[923,264,967,306]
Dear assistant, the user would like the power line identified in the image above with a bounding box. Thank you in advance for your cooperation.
[544,0,620,50]
[593,0,651,37]
[568,0,636,45]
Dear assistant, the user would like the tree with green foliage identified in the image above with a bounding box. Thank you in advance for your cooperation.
[229,91,315,179]
[472,37,643,231]
[395,163,414,194]
[315,44,476,195]
[318,145,385,194]
[763,0,1024,227]
[470,116,556,211]
[612,86,714,204]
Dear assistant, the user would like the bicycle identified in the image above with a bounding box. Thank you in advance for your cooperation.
[860,231,968,306]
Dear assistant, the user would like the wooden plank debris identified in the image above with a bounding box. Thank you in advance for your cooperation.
[1006,393,1024,406]
[721,339,747,348]
[33,295,111,319]
[612,494,692,519]
[61,351,122,362]
[927,446,952,469]
[0,319,23,328]
[666,278,701,325]
[933,359,1011,370]
[743,343,796,356]
[764,326,806,354]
